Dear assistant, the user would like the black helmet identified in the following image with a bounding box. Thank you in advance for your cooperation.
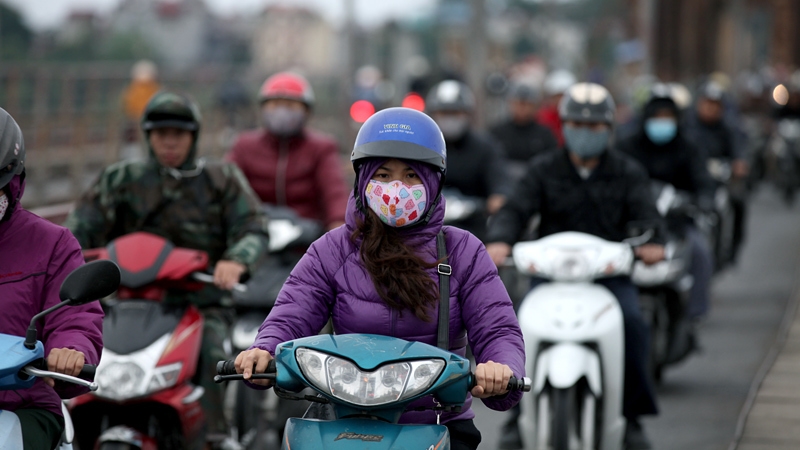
[643,83,680,118]
[0,108,25,190]
[141,92,201,132]
[426,80,475,113]
[558,82,616,125]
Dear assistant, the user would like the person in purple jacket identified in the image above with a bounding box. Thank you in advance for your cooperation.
[234,107,525,450]
[0,108,104,449]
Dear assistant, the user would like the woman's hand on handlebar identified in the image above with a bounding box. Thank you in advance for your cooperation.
[235,348,273,386]
[471,361,513,399]
[45,348,85,387]
[635,244,665,265]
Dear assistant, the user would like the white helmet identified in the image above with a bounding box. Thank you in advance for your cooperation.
[544,70,577,96]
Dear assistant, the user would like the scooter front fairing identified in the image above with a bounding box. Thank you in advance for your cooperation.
[284,418,449,450]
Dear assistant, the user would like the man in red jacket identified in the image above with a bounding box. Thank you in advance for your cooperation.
[227,72,349,230]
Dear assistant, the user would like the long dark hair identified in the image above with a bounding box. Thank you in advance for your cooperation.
[351,210,440,322]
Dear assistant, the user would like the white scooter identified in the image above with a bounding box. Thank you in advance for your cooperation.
[514,232,635,450]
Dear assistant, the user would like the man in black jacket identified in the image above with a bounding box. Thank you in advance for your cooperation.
[427,79,511,240]
[684,80,749,261]
[617,85,716,321]
[486,83,662,450]
[490,83,558,183]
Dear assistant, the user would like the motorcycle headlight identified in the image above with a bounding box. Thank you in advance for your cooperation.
[296,348,445,406]
[96,361,183,401]
[96,362,146,400]
[146,362,182,393]
[549,250,592,281]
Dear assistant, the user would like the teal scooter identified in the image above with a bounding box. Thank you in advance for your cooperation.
[216,334,531,449]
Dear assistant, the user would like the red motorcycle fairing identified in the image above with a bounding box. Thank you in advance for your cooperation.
[84,232,209,299]
[71,232,214,449]
[70,303,206,449]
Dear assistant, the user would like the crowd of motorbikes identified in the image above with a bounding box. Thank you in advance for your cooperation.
[5,89,798,450]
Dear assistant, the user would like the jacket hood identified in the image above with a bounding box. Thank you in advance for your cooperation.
[7,174,24,202]
[638,96,682,149]
[346,158,445,246]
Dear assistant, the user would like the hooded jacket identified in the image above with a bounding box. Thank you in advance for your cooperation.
[251,158,525,424]
[0,175,104,417]
[617,98,715,207]
[227,128,349,228]
[64,130,270,305]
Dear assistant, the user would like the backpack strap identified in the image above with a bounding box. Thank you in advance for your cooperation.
[436,230,451,350]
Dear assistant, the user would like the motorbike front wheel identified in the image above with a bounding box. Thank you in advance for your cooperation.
[539,385,597,450]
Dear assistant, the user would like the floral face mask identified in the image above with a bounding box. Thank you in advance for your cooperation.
[364,180,427,227]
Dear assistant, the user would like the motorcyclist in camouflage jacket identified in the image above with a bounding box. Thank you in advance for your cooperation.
[64,91,270,448]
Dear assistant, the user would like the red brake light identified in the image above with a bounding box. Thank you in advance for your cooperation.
[350,100,375,123]
[401,93,425,112]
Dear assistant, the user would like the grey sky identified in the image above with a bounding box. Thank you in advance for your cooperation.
[4,0,436,30]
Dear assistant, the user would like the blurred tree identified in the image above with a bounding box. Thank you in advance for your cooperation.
[99,32,157,61]
[0,2,33,60]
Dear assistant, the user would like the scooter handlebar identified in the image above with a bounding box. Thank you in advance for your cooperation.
[78,364,96,380]
[214,359,276,383]
[214,358,532,393]
[506,376,532,392]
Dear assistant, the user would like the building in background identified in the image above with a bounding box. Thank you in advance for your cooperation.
[251,6,341,77]
[110,0,211,71]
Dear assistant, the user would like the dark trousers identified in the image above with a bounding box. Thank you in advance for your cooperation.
[508,276,658,422]
[17,408,64,450]
[447,419,482,450]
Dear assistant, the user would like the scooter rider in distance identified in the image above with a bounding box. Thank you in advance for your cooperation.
[227,72,350,231]
[64,92,270,450]
[0,107,105,449]
[427,79,512,240]
[486,83,664,450]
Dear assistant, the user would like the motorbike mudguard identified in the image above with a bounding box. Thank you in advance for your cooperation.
[0,410,23,449]
[533,343,602,396]
[283,417,449,449]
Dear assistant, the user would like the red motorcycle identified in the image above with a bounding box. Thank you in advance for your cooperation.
[69,232,217,450]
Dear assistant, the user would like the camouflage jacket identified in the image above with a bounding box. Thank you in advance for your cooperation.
[65,159,270,278]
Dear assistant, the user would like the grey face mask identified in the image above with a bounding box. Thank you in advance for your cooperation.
[436,116,470,141]
[563,126,610,159]
[262,107,306,137]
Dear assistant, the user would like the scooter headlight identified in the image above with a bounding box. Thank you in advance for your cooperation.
[296,348,445,406]
[146,362,183,392]
[549,250,592,281]
[96,362,146,400]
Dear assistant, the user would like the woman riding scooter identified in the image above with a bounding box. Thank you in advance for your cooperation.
[0,107,104,449]
[234,107,525,450]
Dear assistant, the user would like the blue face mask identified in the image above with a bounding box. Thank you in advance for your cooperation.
[644,118,678,145]
[563,126,610,159]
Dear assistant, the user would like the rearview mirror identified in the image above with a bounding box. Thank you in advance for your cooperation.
[59,260,121,305]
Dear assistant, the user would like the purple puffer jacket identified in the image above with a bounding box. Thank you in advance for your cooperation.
[251,159,525,425]
[0,176,104,417]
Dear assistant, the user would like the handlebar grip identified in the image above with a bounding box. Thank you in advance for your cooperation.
[217,359,238,376]
[216,359,277,376]
[507,376,532,392]
[78,364,96,380]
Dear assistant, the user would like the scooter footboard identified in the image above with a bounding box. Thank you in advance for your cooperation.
[0,410,23,449]
[283,417,449,449]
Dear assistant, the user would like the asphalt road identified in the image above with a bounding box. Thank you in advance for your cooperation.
[472,187,800,450]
